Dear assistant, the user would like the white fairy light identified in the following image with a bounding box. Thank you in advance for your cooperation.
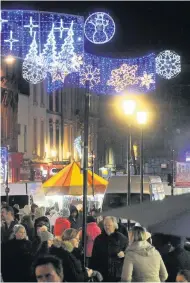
[80,65,100,89]
[22,32,47,84]
[0,13,8,32]
[24,16,39,36]
[54,19,69,39]
[140,72,155,89]
[4,30,19,50]
[107,63,139,92]
[156,50,181,80]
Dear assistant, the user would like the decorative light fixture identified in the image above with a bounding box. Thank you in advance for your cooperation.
[84,12,115,44]
[156,50,181,79]
[4,30,19,51]
[24,16,39,36]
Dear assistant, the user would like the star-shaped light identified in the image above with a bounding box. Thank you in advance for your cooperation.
[0,13,8,32]
[54,19,69,39]
[50,61,68,83]
[4,30,19,51]
[140,72,155,89]
[24,16,39,36]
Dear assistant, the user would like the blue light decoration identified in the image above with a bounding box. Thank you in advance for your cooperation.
[1,9,84,67]
[0,147,8,184]
[84,12,115,44]
[79,52,156,94]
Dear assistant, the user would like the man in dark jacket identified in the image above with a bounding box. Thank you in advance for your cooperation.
[68,205,82,229]
[90,216,128,282]
[1,205,18,243]
[162,235,190,282]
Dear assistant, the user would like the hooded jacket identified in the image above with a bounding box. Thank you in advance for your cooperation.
[54,217,71,237]
[121,240,168,282]
[68,205,82,229]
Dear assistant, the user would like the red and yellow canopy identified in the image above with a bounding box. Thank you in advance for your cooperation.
[42,161,108,196]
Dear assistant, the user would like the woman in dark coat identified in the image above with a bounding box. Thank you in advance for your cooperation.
[1,224,33,282]
[90,216,128,282]
[50,229,93,282]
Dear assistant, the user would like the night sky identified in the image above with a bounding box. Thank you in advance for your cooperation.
[2,1,190,61]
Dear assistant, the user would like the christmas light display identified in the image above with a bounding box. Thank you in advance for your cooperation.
[1,10,84,59]
[140,72,155,89]
[74,136,82,158]
[24,16,39,37]
[54,18,69,39]
[22,32,47,84]
[0,147,8,184]
[156,50,181,79]
[0,13,8,32]
[107,64,139,92]
[80,65,100,89]
[84,12,115,44]
[4,30,19,51]
[79,52,156,94]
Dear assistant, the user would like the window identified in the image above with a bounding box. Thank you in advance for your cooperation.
[40,83,44,106]
[49,119,53,148]
[40,120,44,157]
[49,93,53,111]
[33,118,37,154]
[55,90,59,112]
[24,125,27,152]
[56,120,60,159]
[33,85,37,104]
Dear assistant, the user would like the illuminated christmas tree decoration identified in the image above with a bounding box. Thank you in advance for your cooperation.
[24,16,39,36]
[140,72,155,89]
[107,64,139,92]
[58,21,77,73]
[4,30,19,51]
[0,13,8,32]
[156,50,181,79]
[41,23,57,68]
[74,136,82,159]
[23,32,47,84]
[54,18,69,39]
[80,65,100,89]
[84,12,115,44]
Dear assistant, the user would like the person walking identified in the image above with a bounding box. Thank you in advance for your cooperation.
[1,224,33,282]
[1,205,18,243]
[21,214,35,241]
[54,208,71,238]
[121,226,168,282]
[90,216,128,282]
[68,205,81,229]
[162,236,190,282]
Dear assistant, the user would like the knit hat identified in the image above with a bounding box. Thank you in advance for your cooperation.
[38,230,54,242]
[60,207,70,218]
[87,216,96,224]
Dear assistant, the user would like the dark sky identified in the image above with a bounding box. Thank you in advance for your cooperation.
[2,1,190,60]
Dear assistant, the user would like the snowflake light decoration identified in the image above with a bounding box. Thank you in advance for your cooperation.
[4,30,19,51]
[80,65,100,89]
[71,54,83,72]
[156,50,181,80]
[23,32,47,84]
[107,64,139,92]
[140,72,155,89]
[49,60,68,83]
[84,12,115,44]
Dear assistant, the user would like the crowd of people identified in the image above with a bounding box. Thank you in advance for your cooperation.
[1,202,190,282]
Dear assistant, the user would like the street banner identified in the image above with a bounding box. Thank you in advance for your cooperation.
[175,162,190,187]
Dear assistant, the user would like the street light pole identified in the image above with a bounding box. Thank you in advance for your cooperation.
[127,125,131,206]
[91,150,95,197]
[171,149,175,196]
[140,127,144,203]
[82,81,90,268]
[5,145,10,204]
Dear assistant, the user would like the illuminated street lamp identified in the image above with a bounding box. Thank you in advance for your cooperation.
[137,111,148,203]
[122,99,136,208]
[4,55,16,64]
